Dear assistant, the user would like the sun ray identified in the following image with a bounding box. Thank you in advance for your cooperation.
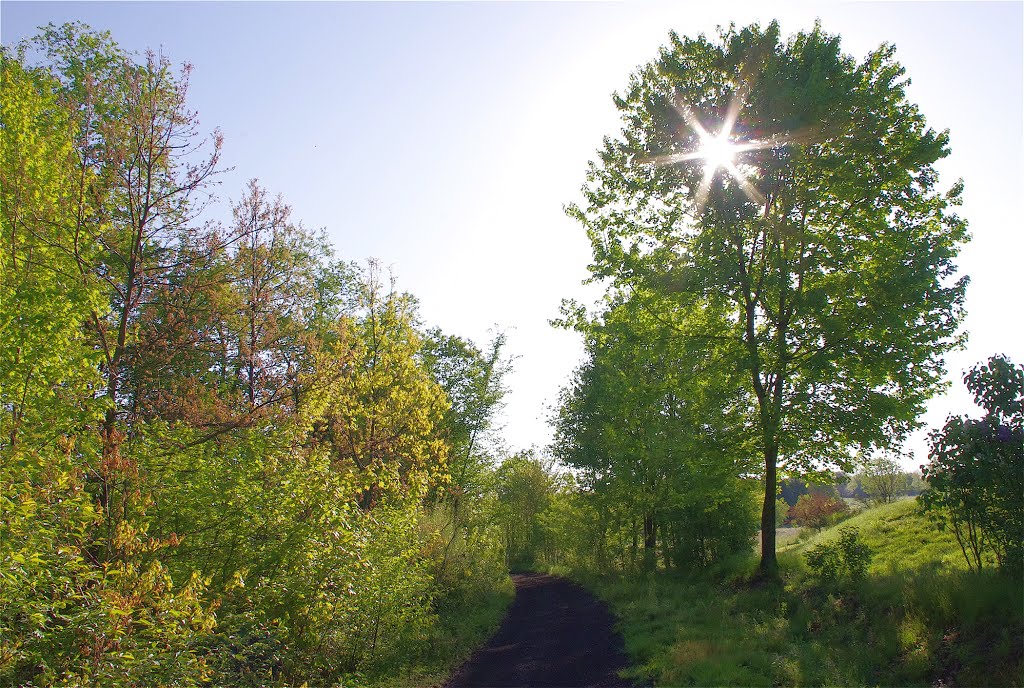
[643,86,825,214]
[720,79,750,140]
[693,166,715,218]
[723,160,766,207]
[673,101,711,141]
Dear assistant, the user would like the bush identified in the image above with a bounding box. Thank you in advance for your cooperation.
[789,493,849,531]
[805,527,872,582]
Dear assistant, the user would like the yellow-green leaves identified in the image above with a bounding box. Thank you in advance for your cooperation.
[312,266,449,507]
[2,24,506,686]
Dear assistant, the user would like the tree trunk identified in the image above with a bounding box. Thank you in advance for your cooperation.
[759,441,779,578]
[643,513,656,571]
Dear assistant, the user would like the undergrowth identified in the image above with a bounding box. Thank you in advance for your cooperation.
[361,575,515,688]
[580,499,1023,687]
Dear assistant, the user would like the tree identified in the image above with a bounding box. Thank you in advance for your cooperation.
[422,328,509,504]
[0,46,103,454]
[420,329,510,581]
[553,288,758,572]
[858,452,908,505]
[4,24,512,684]
[921,355,1023,572]
[568,22,968,576]
[224,181,325,416]
[493,452,555,570]
[312,264,449,509]
[19,24,225,559]
[1,42,217,688]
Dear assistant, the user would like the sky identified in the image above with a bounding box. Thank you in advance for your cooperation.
[3,1,1021,469]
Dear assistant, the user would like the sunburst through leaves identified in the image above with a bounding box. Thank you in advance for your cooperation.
[645,87,816,216]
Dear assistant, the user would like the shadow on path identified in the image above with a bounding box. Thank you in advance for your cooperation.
[444,573,639,688]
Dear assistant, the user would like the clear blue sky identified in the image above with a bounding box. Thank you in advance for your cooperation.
[3,1,1021,467]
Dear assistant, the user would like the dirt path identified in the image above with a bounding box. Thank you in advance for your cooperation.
[444,573,638,688]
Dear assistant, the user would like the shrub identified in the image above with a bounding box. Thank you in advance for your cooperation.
[789,493,849,531]
[805,527,872,582]
[775,498,791,527]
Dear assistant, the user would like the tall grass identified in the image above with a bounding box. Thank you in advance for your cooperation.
[584,498,1023,686]
[370,576,515,688]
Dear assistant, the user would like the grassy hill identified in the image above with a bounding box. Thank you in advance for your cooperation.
[780,497,968,572]
[584,498,1023,686]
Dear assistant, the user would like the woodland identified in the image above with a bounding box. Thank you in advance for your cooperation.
[2,24,520,686]
[2,20,1021,688]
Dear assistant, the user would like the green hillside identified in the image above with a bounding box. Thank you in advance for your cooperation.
[780,497,969,573]
[586,499,1023,687]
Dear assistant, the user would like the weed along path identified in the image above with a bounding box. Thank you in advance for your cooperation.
[445,573,637,688]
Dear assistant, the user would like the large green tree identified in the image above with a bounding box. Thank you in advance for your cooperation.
[569,22,968,576]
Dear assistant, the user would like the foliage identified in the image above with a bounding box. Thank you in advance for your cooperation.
[536,481,604,570]
[1,42,218,686]
[552,287,759,574]
[421,329,509,476]
[567,20,968,576]
[420,329,511,588]
[493,452,557,570]
[859,452,910,505]
[805,527,872,581]
[1,24,513,686]
[312,264,451,509]
[580,501,1021,687]
[789,492,849,530]
[780,498,960,572]
[922,355,1024,572]
[778,478,811,507]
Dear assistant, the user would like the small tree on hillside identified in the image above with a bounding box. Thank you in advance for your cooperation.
[921,355,1024,572]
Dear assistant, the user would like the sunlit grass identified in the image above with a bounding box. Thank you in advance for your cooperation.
[781,497,968,572]
[581,499,1023,687]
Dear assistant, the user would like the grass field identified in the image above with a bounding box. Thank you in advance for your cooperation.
[583,498,1023,686]
[780,498,972,572]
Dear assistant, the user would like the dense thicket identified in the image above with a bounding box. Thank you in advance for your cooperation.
[1,25,511,686]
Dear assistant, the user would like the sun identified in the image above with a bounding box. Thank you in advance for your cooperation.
[698,133,738,173]
[641,94,785,213]
[642,83,818,217]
